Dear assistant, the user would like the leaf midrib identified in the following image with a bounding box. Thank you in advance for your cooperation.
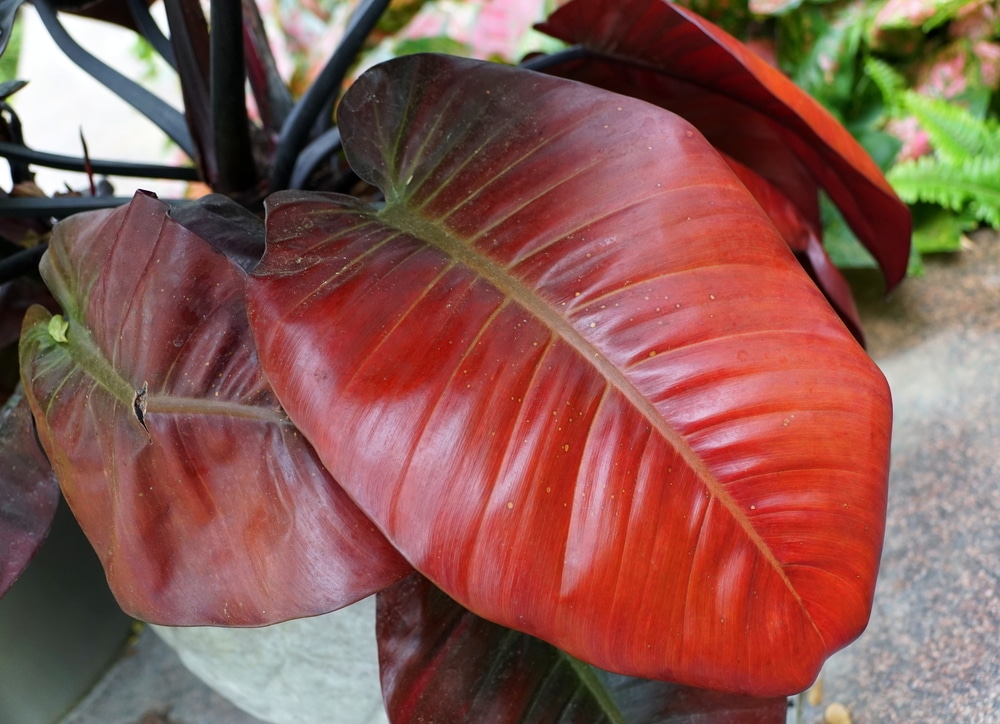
[379,203,818,635]
[64,318,286,425]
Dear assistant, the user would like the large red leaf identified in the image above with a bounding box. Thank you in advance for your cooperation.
[720,154,864,344]
[18,192,411,625]
[246,55,890,695]
[378,573,788,723]
[0,392,59,598]
[535,0,911,290]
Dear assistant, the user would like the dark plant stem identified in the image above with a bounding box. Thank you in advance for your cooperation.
[242,0,292,136]
[519,45,590,72]
[268,0,391,192]
[126,0,177,69]
[0,142,199,180]
[0,243,46,284]
[289,128,341,190]
[210,0,257,196]
[0,101,33,184]
[32,0,195,159]
[164,0,214,183]
[0,196,186,218]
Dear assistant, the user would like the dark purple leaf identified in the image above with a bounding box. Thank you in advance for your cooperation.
[378,574,788,723]
[0,393,59,598]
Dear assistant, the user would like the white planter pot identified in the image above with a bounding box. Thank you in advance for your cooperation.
[152,596,389,724]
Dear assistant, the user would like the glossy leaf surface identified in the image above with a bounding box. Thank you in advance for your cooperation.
[19,192,410,625]
[247,55,891,694]
[378,573,788,723]
[536,0,912,290]
[721,154,864,344]
[0,392,59,598]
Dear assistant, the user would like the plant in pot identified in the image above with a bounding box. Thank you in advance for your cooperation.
[0,0,911,721]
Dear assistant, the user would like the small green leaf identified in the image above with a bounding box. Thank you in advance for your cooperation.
[47,314,69,343]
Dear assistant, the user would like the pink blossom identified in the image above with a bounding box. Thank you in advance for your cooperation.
[915,49,969,98]
[948,0,996,40]
[886,116,933,161]
[973,40,1000,87]
[874,0,939,28]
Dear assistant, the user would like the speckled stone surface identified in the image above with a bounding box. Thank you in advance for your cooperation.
[62,628,264,724]
[800,233,1000,723]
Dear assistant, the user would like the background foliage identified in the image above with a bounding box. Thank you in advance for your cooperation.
[2,0,988,273]
[253,0,997,276]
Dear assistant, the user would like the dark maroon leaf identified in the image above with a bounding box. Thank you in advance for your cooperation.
[535,0,911,290]
[18,191,411,625]
[247,55,890,694]
[169,192,265,272]
[0,392,59,598]
[378,574,788,723]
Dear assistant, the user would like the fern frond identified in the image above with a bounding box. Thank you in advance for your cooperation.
[922,0,973,31]
[888,155,1000,227]
[900,90,1000,163]
[864,56,906,114]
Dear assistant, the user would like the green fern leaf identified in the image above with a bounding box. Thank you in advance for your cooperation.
[888,155,1000,227]
[900,91,1000,163]
[864,56,906,115]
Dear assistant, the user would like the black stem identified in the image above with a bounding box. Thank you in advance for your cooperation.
[125,0,177,69]
[0,102,33,184]
[289,127,341,189]
[268,0,390,192]
[519,45,590,72]
[163,0,214,183]
[242,0,292,134]
[0,242,46,284]
[0,195,187,218]
[32,0,195,158]
[0,141,199,180]
[210,0,257,195]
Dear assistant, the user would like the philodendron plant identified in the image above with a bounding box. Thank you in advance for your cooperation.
[0,0,910,720]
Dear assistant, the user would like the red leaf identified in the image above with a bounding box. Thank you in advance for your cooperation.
[18,192,411,625]
[378,574,788,723]
[721,154,865,344]
[536,0,911,290]
[0,393,59,598]
[247,55,890,694]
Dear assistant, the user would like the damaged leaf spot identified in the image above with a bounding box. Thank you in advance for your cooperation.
[48,315,69,343]
[133,381,150,436]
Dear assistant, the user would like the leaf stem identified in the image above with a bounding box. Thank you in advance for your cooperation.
[0,141,199,180]
[210,0,257,195]
[126,0,177,69]
[268,0,390,192]
[32,0,195,158]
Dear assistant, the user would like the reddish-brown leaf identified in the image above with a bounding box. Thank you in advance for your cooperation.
[0,393,59,598]
[378,573,788,723]
[535,0,911,290]
[18,192,411,625]
[247,55,890,694]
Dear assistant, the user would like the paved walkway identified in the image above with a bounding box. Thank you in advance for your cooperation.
[800,232,1000,722]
